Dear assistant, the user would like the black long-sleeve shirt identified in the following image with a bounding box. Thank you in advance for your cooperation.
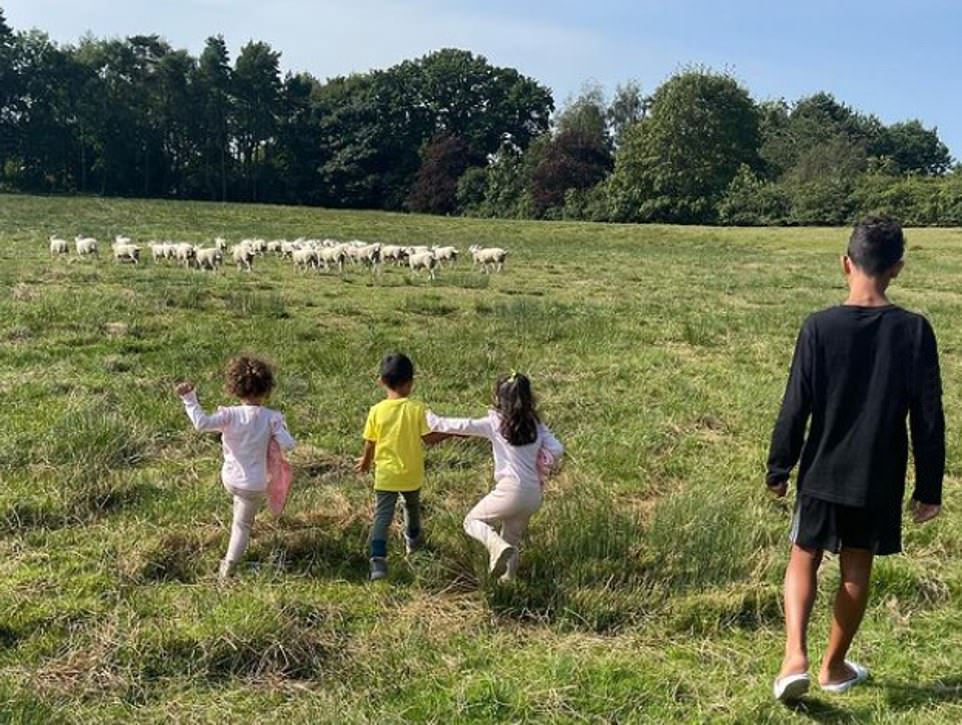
[767,305,944,508]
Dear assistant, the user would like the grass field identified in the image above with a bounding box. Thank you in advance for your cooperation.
[0,194,960,723]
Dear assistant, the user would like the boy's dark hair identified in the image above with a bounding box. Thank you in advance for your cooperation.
[225,356,275,399]
[494,372,540,446]
[847,216,905,277]
[379,353,414,390]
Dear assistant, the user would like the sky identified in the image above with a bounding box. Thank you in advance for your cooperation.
[4,0,961,159]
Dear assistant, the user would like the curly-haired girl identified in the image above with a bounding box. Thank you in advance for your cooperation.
[176,356,295,579]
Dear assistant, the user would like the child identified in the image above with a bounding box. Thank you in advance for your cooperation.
[428,372,563,581]
[355,353,446,581]
[176,356,295,580]
[766,217,944,702]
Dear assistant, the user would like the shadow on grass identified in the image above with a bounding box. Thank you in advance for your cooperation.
[786,696,862,723]
[884,676,962,709]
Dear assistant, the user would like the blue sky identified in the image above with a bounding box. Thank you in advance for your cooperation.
[5,0,960,159]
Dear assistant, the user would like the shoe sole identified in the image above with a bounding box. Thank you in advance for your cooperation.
[490,546,516,579]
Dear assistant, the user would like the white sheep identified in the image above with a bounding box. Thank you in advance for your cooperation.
[214,237,228,252]
[432,246,459,267]
[173,242,196,268]
[317,245,347,272]
[292,248,318,271]
[113,244,140,264]
[75,236,98,256]
[352,243,381,271]
[381,245,408,266]
[232,243,255,272]
[114,235,133,247]
[408,251,438,280]
[195,247,224,271]
[470,245,508,273]
[49,236,69,256]
[149,242,170,263]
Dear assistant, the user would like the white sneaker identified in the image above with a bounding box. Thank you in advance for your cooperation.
[489,543,516,578]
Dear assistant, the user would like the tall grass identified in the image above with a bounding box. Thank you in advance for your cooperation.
[0,194,960,721]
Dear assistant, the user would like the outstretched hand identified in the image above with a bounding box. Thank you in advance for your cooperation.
[354,457,370,474]
[175,381,194,396]
[911,499,941,524]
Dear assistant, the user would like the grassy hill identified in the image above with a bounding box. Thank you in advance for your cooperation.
[0,194,960,722]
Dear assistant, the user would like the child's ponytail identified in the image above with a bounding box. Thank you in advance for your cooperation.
[494,372,540,446]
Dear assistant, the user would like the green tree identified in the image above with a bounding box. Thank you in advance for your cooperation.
[608,68,761,223]
[717,164,790,225]
[871,120,952,176]
[195,35,233,200]
[232,41,281,201]
[607,79,645,146]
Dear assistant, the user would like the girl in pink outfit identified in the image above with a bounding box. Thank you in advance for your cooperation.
[428,373,563,581]
[176,356,295,580]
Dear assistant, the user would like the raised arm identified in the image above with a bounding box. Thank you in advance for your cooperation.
[426,411,495,440]
[179,387,231,432]
[766,322,814,493]
[909,318,945,507]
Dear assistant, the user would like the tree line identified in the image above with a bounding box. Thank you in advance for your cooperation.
[1,8,959,225]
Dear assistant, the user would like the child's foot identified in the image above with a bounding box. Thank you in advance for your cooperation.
[218,559,236,581]
[489,543,516,578]
[369,556,388,581]
[405,534,423,555]
[498,571,516,584]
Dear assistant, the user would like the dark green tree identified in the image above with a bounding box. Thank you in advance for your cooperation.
[232,41,281,201]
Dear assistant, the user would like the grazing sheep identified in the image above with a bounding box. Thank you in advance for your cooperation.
[49,236,69,256]
[381,245,409,266]
[469,245,508,273]
[214,237,228,252]
[195,247,224,271]
[432,245,459,267]
[232,243,255,272]
[173,242,196,268]
[267,240,284,254]
[317,244,347,272]
[292,247,318,271]
[114,235,133,247]
[280,241,301,259]
[353,242,382,271]
[75,236,98,256]
[408,251,438,280]
[149,242,171,263]
[113,244,140,264]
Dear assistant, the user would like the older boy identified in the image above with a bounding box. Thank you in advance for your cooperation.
[767,217,944,702]
[356,353,446,581]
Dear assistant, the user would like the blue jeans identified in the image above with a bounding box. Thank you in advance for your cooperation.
[369,490,421,558]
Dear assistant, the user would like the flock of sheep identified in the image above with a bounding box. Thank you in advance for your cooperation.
[48,235,509,278]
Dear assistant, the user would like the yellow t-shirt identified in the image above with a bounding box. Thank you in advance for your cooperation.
[363,398,431,491]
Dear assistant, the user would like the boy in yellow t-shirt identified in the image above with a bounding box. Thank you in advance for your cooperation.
[355,353,447,581]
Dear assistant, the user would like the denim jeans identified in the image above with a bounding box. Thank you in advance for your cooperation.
[369,489,421,558]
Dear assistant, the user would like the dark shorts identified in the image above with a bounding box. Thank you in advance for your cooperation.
[790,495,902,556]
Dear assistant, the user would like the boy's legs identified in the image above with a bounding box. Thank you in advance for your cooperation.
[223,486,266,574]
[820,547,874,685]
[400,490,422,545]
[778,544,823,679]
[369,491,398,558]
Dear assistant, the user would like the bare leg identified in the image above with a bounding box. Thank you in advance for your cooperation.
[820,547,874,685]
[778,544,823,679]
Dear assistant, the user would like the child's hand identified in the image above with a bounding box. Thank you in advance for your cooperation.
[354,457,370,474]
[175,382,195,396]
[911,499,941,524]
